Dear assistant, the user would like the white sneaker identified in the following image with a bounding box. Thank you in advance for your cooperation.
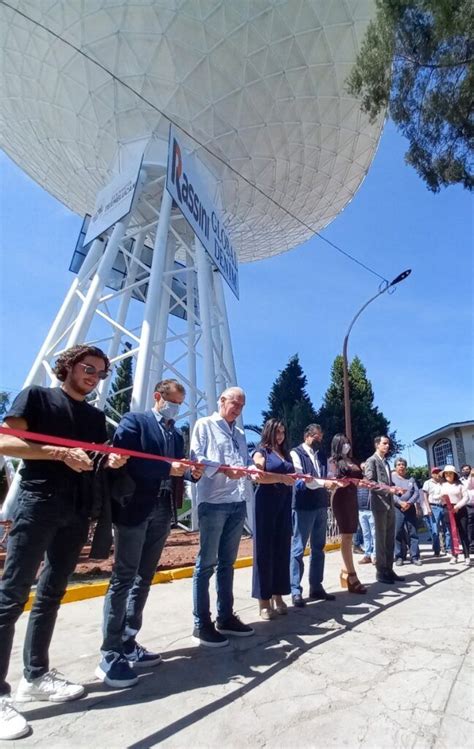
[0,696,30,740]
[463,556,471,566]
[15,670,85,703]
[449,556,458,565]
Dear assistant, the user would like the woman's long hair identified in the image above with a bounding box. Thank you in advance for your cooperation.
[330,433,353,474]
[260,418,290,460]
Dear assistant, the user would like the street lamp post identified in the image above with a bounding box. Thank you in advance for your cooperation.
[343,269,411,446]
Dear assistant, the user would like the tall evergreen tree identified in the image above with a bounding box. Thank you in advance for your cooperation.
[105,343,134,432]
[262,355,318,448]
[346,0,473,191]
[317,355,402,461]
[0,392,10,419]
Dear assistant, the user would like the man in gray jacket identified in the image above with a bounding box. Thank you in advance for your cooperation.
[364,436,404,584]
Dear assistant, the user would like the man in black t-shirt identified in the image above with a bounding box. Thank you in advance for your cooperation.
[0,344,127,741]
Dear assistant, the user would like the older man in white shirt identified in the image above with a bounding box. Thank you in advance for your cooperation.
[190,387,288,647]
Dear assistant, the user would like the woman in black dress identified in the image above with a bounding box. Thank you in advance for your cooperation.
[252,419,295,619]
[329,434,367,594]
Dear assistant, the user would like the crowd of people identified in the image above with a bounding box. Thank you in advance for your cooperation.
[0,343,472,740]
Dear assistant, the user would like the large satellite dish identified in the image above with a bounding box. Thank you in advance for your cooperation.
[1,0,383,262]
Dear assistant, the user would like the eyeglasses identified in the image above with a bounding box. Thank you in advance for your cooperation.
[78,363,109,380]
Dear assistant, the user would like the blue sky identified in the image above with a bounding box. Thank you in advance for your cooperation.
[0,122,472,465]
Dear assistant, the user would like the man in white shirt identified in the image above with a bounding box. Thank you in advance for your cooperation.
[190,387,288,647]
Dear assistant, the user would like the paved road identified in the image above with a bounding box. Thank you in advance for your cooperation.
[4,545,473,748]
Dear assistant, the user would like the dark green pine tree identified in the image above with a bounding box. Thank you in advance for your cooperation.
[262,354,318,448]
[317,355,402,461]
[105,343,134,434]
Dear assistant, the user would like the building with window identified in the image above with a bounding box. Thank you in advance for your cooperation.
[414,421,474,471]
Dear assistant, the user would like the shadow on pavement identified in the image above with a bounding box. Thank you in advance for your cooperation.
[19,564,469,747]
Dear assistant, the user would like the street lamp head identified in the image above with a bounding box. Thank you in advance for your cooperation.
[389,269,412,287]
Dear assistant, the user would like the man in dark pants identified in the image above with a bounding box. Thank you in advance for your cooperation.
[0,345,126,741]
[364,436,404,585]
[96,379,203,688]
[391,458,422,566]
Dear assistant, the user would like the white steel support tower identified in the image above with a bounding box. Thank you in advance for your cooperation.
[2,166,238,525]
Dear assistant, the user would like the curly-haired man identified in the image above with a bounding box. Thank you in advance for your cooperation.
[0,344,127,740]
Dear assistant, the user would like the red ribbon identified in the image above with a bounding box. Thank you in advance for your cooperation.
[0,426,397,492]
[442,496,462,556]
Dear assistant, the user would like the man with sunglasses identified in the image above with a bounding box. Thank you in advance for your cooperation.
[97,379,204,688]
[0,344,127,741]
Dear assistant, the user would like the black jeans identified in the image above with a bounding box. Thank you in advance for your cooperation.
[455,507,470,558]
[101,497,172,655]
[0,484,89,695]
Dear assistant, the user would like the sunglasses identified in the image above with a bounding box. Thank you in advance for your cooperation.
[78,363,109,380]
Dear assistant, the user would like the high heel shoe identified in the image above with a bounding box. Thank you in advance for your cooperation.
[340,570,367,594]
[271,597,288,615]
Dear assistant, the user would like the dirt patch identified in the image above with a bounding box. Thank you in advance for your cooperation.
[0,528,254,581]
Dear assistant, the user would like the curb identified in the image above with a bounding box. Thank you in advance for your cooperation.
[23,542,341,611]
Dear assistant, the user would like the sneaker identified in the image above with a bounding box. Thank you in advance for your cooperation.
[449,556,458,565]
[95,653,139,688]
[192,622,229,648]
[463,556,471,566]
[412,558,422,566]
[291,594,305,608]
[16,670,85,703]
[123,642,162,668]
[352,545,364,555]
[395,558,403,567]
[0,697,30,740]
[216,613,254,637]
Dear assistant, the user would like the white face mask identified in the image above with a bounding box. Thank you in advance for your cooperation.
[342,443,351,456]
[158,399,180,420]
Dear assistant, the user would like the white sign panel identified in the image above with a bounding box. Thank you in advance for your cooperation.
[166,126,239,299]
[84,158,143,245]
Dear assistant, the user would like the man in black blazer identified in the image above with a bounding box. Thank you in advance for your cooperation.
[96,379,203,688]
[364,435,404,585]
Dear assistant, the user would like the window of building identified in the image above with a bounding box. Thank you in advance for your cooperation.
[433,438,454,467]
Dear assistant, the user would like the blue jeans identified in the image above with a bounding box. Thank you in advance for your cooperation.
[101,499,172,654]
[359,509,376,558]
[193,501,246,628]
[395,506,420,560]
[425,505,451,555]
[290,507,328,596]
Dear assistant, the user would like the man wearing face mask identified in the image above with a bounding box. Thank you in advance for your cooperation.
[97,379,203,688]
[289,424,338,606]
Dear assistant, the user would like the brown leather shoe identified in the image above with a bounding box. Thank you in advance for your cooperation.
[358,556,371,564]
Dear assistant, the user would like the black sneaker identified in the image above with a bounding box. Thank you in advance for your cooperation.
[291,594,305,608]
[192,623,229,648]
[216,613,254,637]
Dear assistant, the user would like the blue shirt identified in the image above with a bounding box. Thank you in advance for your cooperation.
[190,412,252,505]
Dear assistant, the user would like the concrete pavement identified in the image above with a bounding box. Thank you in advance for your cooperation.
[3,545,473,748]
